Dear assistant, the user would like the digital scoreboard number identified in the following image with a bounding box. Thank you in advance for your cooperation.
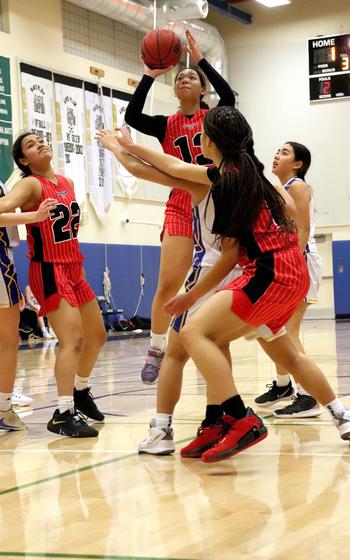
[308,33,350,102]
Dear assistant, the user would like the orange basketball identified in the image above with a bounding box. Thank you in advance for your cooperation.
[141,29,182,69]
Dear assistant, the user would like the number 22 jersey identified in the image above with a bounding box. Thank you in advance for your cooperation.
[25,175,84,263]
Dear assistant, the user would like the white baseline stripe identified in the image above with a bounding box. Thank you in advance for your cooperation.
[1,449,349,458]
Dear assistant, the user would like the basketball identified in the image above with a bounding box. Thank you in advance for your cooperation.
[141,29,182,69]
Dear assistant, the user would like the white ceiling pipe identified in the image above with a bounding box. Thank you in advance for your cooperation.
[160,0,208,21]
[67,0,227,76]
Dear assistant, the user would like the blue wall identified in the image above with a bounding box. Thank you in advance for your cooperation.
[333,240,350,318]
[13,241,160,318]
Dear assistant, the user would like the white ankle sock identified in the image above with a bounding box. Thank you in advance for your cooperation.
[41,327,51,338]
[155,413,172,429]
[296,384,311,397]
[150,332,167,352]
[276,374,291,387]
[325,398,347,419]
[58,396,75,414]
[0,392,12,412]
[75,375,90,391]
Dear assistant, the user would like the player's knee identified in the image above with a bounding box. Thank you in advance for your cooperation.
[166,346,188,365]
[180,321,197,349]
[60,332,84,354]
[94,324,107,348]
[156,278,178,299]
[83,323,107,351]
[282,349,303,372]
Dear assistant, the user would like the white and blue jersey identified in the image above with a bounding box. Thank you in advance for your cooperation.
[172,192,241,332]
[0,182,21,307]
[284,177,322,303]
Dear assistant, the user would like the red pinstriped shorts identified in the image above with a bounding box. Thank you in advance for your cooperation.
[161,188,193,241]
[221,245,310,335]
[29,261,96,316]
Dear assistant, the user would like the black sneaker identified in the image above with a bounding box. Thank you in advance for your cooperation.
[47,409,99,437]
[74,387,105,421]
[273,394,322,418]
[255,380,294,406]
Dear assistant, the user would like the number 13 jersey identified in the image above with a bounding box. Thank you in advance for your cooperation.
[26,175,84,263]
[161,109,211,239]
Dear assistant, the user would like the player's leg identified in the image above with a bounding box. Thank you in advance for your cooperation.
[74,297,107,421]
[272,253,323,417]
[259,334,350,441]
[273,301,321,417]
[255,301,307,407]
[0,304,26,431]
[180,347,230,459]
[139,328,189,455]
[141,230,193,384]
[180,291,268,463]
[46,299,98,437]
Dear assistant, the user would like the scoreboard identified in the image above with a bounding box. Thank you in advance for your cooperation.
[308,33,350,102]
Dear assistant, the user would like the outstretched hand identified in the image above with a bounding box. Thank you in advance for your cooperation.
[185,29,203,64]
[114,126,135,152]
[142,59,175,79]
[164,291,196,316]
[36,198,57,221]
[95,129,119,150]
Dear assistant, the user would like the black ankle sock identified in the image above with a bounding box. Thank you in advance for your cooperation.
[202,404,224,427]
[222,395,247,420]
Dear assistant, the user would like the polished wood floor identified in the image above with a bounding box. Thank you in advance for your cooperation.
[1,320,350,560]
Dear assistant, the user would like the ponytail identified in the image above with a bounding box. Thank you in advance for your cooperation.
[203,107,295,239]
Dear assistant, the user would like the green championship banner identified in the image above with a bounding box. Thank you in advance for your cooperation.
[0,56,12,183]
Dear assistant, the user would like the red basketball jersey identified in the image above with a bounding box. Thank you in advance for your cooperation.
[162,109,209,165]
[162,109,212,229]
[252,203,298,253]
[26,175,84,263]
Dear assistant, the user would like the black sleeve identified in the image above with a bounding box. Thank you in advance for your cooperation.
[198,58,236,107]
[124,75,168,143]
[207,167,219,183]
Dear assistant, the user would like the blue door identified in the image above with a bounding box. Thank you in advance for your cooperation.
[333,241,350,317]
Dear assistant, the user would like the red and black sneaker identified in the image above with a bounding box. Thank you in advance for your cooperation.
[201,408,268,464]
[180,417,230,458]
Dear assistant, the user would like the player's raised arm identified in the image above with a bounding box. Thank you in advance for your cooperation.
[96,130,209,205]
[0,199,57,226]
[114,127,211,186]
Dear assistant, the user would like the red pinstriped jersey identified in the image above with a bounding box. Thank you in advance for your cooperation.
[251,203,298,254]
[236,204,298,269]
[162,109,209,164]
[25,175,84,263]
[162,110,212,224]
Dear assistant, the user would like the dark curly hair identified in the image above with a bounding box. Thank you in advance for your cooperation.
[203,106,294,239]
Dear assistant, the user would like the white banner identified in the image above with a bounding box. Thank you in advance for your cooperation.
[112,95,138,198]
[85,87,113,220]
[54,80,86,204]
[21,71,53,147]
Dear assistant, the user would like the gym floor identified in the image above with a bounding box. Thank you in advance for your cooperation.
[1,319,350,560]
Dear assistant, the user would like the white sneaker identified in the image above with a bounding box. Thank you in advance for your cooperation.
[42,330,53,340]
[333,410,350,441]
[0,407,27,431]
[12,388,33,407]
[138,418,175,455]
[48,328,57,338]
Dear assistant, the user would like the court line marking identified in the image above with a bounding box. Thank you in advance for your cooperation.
[0,553,193,560]
[0,449,348,458]
[1,409,348,495]
[241,451,350,457]
[0,438,190,497]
